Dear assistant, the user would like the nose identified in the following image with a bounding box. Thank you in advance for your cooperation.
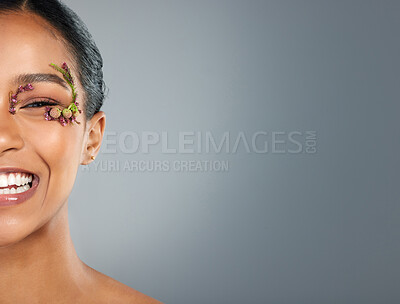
[0,95,24,155]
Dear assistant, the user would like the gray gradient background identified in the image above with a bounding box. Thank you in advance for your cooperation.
[64,0,399,303]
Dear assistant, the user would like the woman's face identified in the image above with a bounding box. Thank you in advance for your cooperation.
[0,13,98,246]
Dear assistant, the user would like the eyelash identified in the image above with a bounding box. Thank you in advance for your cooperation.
[22,100,60,108]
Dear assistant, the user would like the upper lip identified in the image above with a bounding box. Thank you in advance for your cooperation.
[0,167,36,176]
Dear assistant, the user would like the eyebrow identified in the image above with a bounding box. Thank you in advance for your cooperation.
[12,73,69,90]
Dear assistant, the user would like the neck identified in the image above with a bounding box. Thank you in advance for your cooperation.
[0,202,88,302]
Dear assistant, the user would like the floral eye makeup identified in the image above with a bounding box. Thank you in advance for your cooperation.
[9,83,34,114]
[9,62,82,126]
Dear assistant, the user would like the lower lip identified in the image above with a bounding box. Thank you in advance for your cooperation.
[0,176,39,207]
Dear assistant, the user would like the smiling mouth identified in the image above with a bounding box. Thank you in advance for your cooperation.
[0,172,34,195]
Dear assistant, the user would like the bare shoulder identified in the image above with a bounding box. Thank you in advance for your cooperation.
[83,265,164,304]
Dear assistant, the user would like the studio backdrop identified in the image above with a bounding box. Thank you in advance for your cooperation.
[65,1,400,303]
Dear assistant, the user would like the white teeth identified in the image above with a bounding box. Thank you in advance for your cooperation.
[0,172,33,194]
[8,173,16,186]
[0,184,31,195]
[16,173,22,186]
[17,185,30,193]
[0,175,7,188]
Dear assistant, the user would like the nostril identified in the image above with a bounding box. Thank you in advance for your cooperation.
[1,147,19,153]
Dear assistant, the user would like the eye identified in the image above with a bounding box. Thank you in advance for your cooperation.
[22,100,60,108]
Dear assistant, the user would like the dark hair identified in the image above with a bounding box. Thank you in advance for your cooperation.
[0,0,105,119]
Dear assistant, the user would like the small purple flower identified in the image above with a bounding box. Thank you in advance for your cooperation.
[9,83,34,114]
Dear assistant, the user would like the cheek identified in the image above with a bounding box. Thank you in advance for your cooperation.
[19,116,85,204]
[22,116,83,160]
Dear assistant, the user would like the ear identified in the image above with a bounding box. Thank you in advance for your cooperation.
[81,111,106,165]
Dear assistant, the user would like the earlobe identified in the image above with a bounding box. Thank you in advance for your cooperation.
[81,111,106,165]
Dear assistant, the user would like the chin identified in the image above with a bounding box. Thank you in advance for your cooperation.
[0,229,27,248]
[0,216,45,248]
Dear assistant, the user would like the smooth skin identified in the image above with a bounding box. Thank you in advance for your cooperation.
[0,12,162,304]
